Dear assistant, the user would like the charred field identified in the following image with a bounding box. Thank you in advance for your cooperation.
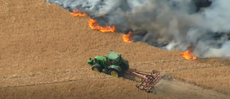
[0,0,230,99]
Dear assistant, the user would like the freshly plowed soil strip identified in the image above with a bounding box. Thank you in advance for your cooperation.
[154,78,230,99]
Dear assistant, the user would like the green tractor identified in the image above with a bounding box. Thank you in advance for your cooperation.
[87,51,129,77]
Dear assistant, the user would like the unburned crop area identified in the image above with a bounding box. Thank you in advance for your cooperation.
[0,0,230,99]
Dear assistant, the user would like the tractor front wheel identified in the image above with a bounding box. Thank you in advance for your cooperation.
[109,69,122,77]
[92,65,102,72]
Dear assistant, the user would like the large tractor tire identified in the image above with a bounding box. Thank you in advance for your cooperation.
[92,64,102,72]
[109,69,122,77]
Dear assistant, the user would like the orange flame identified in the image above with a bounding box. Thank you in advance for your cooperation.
[180,44,197,60]
[70,10,87,17]
[88,19,116,33]
[123,32,133,43]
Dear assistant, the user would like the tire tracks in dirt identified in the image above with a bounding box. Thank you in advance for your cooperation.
[0,68,91,80]
[0,60,179,81]
[0,68,113,88]
[0,59,225,88]
[0,60,178,84]
[1,60,229,99]
[0,77,116,89]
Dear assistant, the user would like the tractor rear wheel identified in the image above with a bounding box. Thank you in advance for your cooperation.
[92,64,102,72]
[109,69,122,77]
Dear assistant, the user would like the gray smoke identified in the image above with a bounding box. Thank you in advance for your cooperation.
[46,0,230,58]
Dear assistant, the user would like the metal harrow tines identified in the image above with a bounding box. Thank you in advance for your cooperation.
[133,71,162,93]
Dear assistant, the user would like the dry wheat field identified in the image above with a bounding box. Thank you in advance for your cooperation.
[0,0,230,99]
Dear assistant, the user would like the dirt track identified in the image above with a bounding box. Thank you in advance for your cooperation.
[0,0,230,99]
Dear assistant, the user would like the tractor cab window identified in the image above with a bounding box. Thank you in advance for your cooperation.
[115,56,121,64]
[106,59,112,65]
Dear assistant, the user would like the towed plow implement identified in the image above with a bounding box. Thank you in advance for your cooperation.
[125,70,163,93]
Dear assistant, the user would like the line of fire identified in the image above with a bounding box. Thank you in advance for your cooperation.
[69,9,197,60]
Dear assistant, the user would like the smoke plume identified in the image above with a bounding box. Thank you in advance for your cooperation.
[46,0,230,58]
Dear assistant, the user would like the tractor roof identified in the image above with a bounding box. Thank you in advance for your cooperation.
[107,51,121,60]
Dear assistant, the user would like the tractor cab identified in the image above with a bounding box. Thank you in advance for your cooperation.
[106,51,122,65]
